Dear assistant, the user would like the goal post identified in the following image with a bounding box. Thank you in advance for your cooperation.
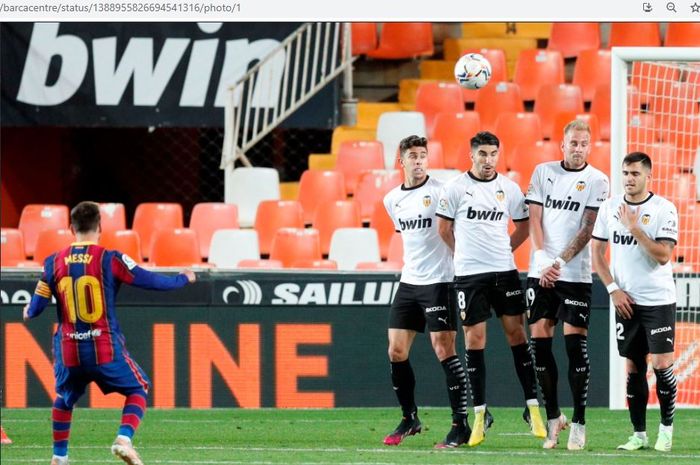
[609,47,700,409]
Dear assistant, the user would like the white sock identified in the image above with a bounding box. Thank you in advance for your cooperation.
[116,435,132,443]
[526,398,539,407]
[474,404,486,413]
[634,431,647,439]
[659,424,673,434]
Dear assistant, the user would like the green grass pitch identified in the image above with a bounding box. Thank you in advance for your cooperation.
[1,407,699,464]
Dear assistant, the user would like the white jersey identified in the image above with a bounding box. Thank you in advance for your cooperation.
[592,193,678,305]
[526,161,609,283]
[436,172,529,276]
[384,176,454,285]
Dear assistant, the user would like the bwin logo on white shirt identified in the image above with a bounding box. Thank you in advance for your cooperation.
[223,280,263,305]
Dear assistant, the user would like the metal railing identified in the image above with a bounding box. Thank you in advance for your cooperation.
[221,22,353,169]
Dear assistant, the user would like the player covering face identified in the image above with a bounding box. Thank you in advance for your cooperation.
[591,153,679,452]
[383,135,471,449]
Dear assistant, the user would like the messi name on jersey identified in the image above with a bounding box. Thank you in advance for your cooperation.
[398,215,432,231]
[544,195,581,211]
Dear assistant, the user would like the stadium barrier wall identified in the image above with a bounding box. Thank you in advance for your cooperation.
[6,270,688,409]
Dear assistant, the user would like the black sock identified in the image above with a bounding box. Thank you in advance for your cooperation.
[531,337,560,420]
[465,349,486,407]
[511,342,538,402]
[565,334,590,425]
[441,355,468,418]
[654,366,677,426]
[627,371,649,432]
[390,360,417,418]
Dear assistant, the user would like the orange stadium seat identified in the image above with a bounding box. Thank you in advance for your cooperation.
[331,126,376,154]
[657,113,700,152]
[291,259,338,270]
[270,228,322,268]
[356,102,402,129]
[649,81,700,121]
[572,49,612,103]
[297,170,347,224]
[149,228,202,267]
[630,62,681,106]
[664,22,700,47]
[351,23,378,55]
[355,261,403,271]
[676,203,700,269]
[354,170,403,221]
[366,23,434,59]
[627,112,659,148]
[254,200,304,256]
[189,202,239,259]
[589,84,643,141]
[415,82,465,137]
[658,173,697,208]
[547,23,600,58]
[1,228,26,266]
[588,141,611,177]
[494,112,543,166]
[534,84,584,139]
[513,49,565,101]
[99,230,143,263]
[369,200,396,259]
[609,23,661,47]
[312,200,362,255]
[34,229,75,265]
[475,82,524,132]
[432,112,481,169]
[237,259,284,269]
[387,232,404,265]
[98,203,126,234]
[132,203,183,259]
[336,141,385,194]
[509,140,561,185]
[18,204,70,258]
[458,48,507,103]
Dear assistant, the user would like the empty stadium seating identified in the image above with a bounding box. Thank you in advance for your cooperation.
[415,82,466,137]
[664,22,700,47]
[351,23,378,55]
[291,259,338,270]
[236,259,283,269]
[547,23,600,58]
[475,82,524,132]
[99,230,143,263]
[189,202,239,259]
[132,203,184,259]
[328,228,381,270]
[18,204,70,258]
[297,170,347,224]
[609,23,661,47]
[270,228,322,267]
[354,170,403,220]
[254,200,304,256]
[376,112,427,168]
[312,200,362,255]
[33,229,75,264]
[227,167,280,227]
[209,229,261,268]
[572,49,611,103]
[366,23,434,59]
[336,141,385,194]
[1,228,26,266]
[149,228,202,267]
[533,84,584,139]
[98,203,127,234]
[513,49,565,101]
[432,112,481,170]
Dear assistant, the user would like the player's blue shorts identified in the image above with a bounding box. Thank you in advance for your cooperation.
[54,354,150,408]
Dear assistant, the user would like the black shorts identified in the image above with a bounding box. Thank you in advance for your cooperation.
[389,282,456,333]
[616,303,676,357]
[526,278,592,329]
[454,270,526,327]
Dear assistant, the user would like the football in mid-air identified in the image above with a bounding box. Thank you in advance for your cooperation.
[454,53,492,90]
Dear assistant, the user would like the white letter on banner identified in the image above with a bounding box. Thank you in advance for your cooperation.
[214,38,284,108]
[17,23,88,106]
[92,37,189,106]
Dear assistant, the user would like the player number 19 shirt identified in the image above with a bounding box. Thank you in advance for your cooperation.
[526,161,609,283]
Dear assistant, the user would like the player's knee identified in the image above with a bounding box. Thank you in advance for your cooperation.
[651,354,673,371]
[388,345,409,362]
[504,327,526,346]
[627,356,647,374]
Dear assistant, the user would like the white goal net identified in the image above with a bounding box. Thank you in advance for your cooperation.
[609,48,700,409]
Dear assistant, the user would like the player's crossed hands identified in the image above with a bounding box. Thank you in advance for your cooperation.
[611,289,635,319]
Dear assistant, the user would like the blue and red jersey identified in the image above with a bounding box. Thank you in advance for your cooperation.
[26,242,189,367]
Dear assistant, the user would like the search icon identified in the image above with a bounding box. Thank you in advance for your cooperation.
[666,1,677,11]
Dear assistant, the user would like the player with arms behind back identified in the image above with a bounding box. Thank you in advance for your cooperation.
[591,152,679,452]
[436,131,546,447]
[525,120,609,450]
[383,135,471,448]
[23,201,196,465]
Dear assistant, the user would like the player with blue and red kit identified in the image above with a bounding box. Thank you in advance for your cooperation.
[23,201,196,465]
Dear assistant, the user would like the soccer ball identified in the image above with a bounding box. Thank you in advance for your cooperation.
[454,53,492,90]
